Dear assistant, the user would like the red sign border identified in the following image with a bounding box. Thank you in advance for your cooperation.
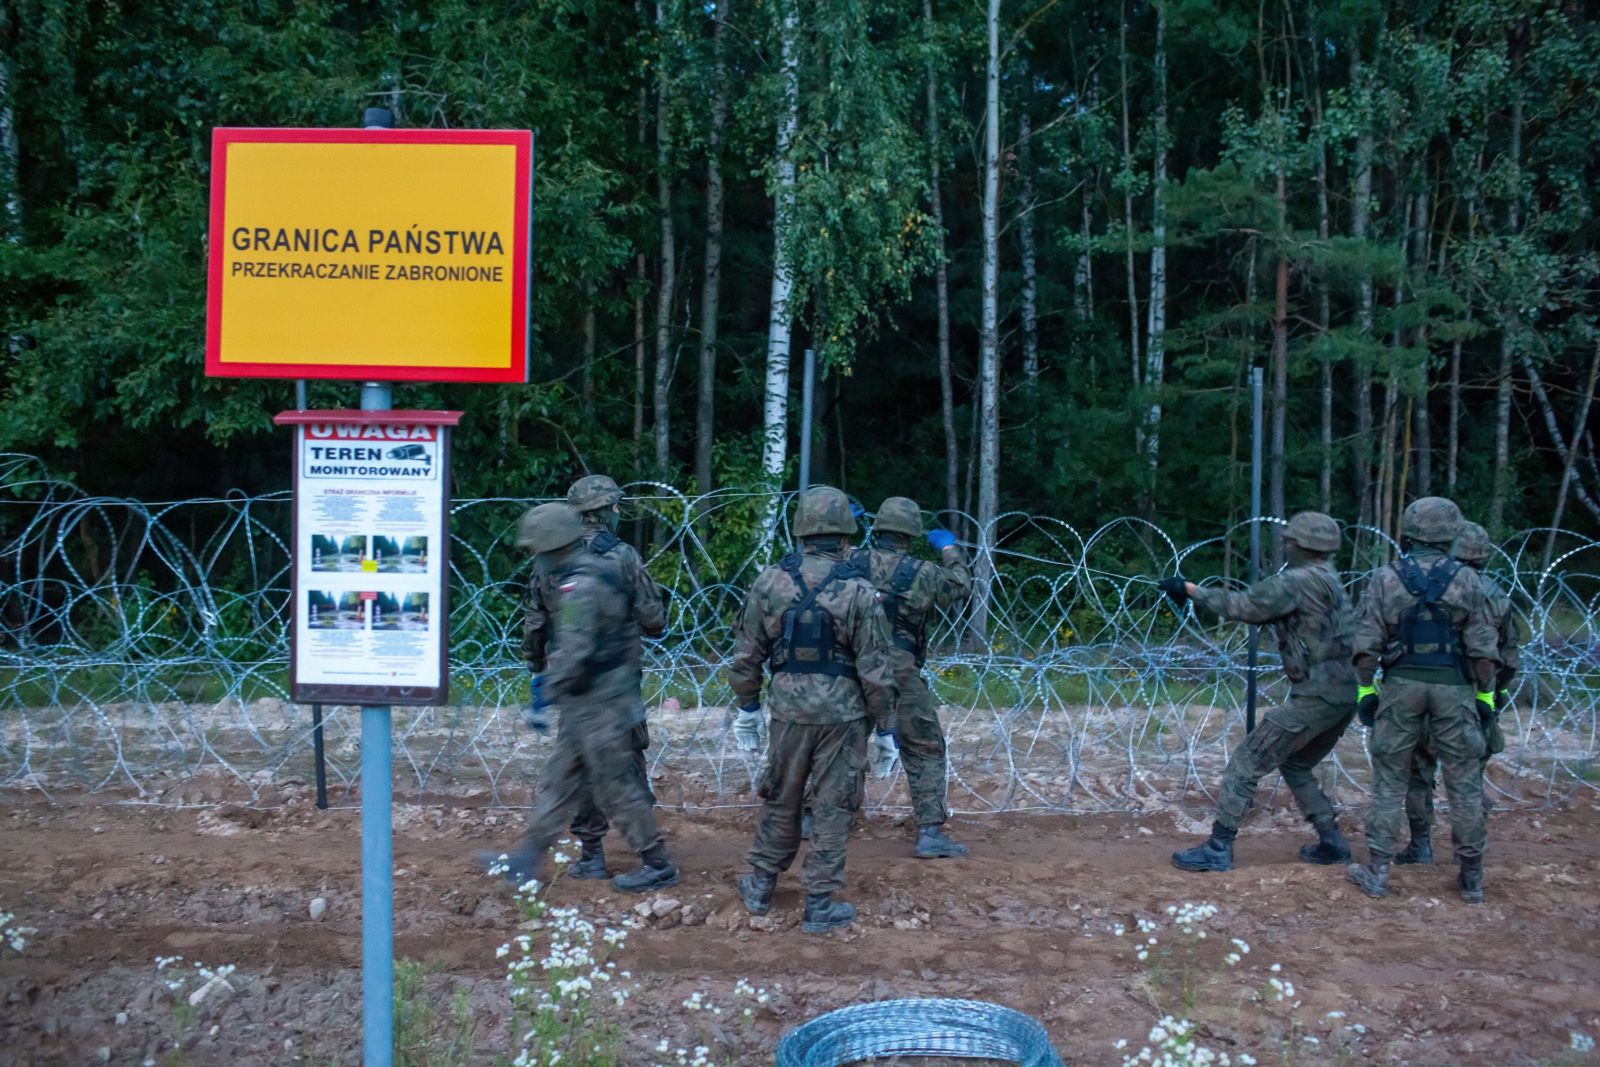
[206,128,532,384]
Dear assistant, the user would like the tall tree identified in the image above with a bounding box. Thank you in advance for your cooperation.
[973,0,1001,638]
[759,0,800,549]
[694,0,730,498]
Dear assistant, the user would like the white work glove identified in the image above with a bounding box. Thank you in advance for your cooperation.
[732,703,767,753]
[870,729,900,779]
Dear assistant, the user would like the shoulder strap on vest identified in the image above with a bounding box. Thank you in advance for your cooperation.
[588,529,622,555]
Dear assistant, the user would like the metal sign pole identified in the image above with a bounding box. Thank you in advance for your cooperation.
[1246,365,1264,734]
[798,346,816,491]
[358,381,394,1067]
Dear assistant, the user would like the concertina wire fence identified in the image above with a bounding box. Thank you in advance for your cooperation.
[1,452,1597,816]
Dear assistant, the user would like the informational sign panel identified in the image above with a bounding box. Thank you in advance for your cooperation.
[275,410,461,705]
[209,128,532,382]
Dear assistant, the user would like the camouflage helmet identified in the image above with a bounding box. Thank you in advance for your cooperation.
[1401,496,1464,544]
[792,485,857,538]
[567,474,623,514]
[1454,521,1492,564]
[517,502,585,553]
[873,496,923,538]
[1283,511,1341,553]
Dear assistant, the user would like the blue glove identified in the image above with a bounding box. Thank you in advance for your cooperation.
[927,527,957,553]
[523,675,550,734]
[849,497,865,519]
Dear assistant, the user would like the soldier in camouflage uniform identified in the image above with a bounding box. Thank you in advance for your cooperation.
[728,486,896,933]
[1163,512,1360,871]
[479,503,678,895]
[1394,520,1522,865]
[1347,496,1500,904]
[852,496,973,857]
[521,474,668,880]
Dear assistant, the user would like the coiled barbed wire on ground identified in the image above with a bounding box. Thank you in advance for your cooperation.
[2,451,1597,811]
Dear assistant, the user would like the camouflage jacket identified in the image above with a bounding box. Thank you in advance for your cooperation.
[1191,559,1357,702]
[727,544,896,728]
[1351,546,1499,688]
[1481,573,1523,690]
[538,546,641,712]
[522,522,665,673]
[851,541,971,681]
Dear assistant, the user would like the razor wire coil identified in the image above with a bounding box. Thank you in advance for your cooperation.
[2,451,1597,810]
[774,998,1065,1067]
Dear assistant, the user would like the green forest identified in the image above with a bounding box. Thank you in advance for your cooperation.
[1,0,1596,548]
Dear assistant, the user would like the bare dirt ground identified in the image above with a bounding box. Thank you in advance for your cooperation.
[1,775,1597,1066]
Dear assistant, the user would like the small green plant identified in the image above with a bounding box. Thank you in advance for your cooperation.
[394,958,476,1067]
[153,956,237,1064]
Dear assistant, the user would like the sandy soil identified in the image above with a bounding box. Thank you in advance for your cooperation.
[1,777,1597,1066]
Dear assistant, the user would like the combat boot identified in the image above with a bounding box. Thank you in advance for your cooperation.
[1395,823,1433,865]
[568,840,608,880]
[610,843,678,894]
[1458,856,1484,905]
[801,893,856,934]
[1346,853,1392,899]
[1297,816,1351,865]
[914,824,969,858]
[738,869,776,915]
[474,840,546,887]
[1171,821,1236,872]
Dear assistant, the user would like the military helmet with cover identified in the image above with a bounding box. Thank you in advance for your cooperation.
[1283,511,1341,553]
[517,502,585,553]
[1454,521,1492,564]
[873,496,923,538]
[792,485,857,538]
[1401,496,1464,544]
[567,474,623,514]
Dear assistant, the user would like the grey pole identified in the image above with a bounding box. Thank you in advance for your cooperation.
[1246,365,1264,734]
[798,346,816,491]
[358,104,396,1067]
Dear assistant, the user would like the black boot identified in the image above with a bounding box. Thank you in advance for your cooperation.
[801,893,856,934]
[1346,852,1392,899]
[1395,823,1433,865]
[738,869,776,915]
[474,839,546,887]
[568,840,608,880]
[1458,856,1484,905]
[1171,821,1236,872]
[1298,816,1351,865]
[914,823,969,858]
[611,842,678,894]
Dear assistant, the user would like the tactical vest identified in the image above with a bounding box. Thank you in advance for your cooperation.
[546,554,636,675]
[853,549,925,661]
[771,553,861,680]
[1392,556,1466,678]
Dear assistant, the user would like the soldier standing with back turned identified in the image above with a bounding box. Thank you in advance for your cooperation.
[728,486,896,933]
[1346,497,1500,904]
[479,502,678,894]
[520,474,667,880]
[1394,521,1522,864]
[853,497,973,857]
[1163,511,1360,871]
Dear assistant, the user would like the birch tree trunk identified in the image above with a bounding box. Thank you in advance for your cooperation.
[1543,340,1600,569]
[1119,8,1142,435]
[0,46,19,240]
[1310,14,1332,512]
[1523,352,1600,524]
[924,0,960,530]
[758,0,800,553]
[652,0,676,474]
[1350,43,1375,537]
[1411,187,1432,496]
[1142,3,1168,513]
[972,0,1002,640]
[1489,91,1522,536]
[1020,110,1039,384]
[694,0,729,497]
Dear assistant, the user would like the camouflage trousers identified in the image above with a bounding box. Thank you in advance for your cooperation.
[571,719,655,846]
[524,705,663,856]
[1405,714,1505,829]
[1366,677,1486,861]
[897,672,950,826]
[747,717,868,896]
[1213,693,1353,831]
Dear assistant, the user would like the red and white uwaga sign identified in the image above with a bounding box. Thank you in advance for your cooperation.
[274,410,461,706]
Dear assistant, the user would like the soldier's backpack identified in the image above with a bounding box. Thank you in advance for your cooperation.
[853,548,925,660]
[771,552,866,679]
[1393,555,1466,676]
